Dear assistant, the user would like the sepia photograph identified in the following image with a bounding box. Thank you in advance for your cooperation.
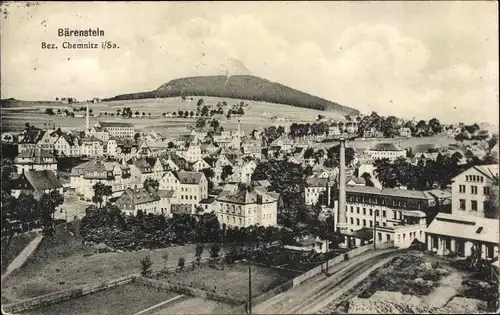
[0,1,498,314]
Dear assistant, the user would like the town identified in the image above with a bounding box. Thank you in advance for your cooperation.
[1,96,498,314]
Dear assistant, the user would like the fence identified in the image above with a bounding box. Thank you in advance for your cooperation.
[292,241,394,287]
[2,275,136,314]
[136,276,243,306]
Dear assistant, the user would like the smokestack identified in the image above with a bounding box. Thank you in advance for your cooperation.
[238,120,241,136]
[337,137,347,234]
[86,103,90,131]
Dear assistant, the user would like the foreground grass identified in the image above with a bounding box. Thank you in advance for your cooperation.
[0,225,243,303]
[22,282,178,315]
[155,261,300,301]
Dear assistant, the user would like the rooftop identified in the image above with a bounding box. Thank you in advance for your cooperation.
[427,212,498,244]
[368,143,404,152]
[346,185,436,200]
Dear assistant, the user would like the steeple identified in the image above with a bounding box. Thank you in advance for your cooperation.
[86,103,90,132]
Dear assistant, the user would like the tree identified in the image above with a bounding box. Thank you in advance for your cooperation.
[429,118,443,134]
[197,98,204,107]
[195,243,204,266]
[221,165,233,181]
[237,107,244,115]
[361,172,375,187]
[135,111,139,116]
[196,118,206,129]
[209,243,221,259]
[148,113,151,117]
[184,111,189,118]
[92,182,112,208]
[201,106,209,117]
[45,108,55,115]
[140,256,152,276]
[38,190,64,235]
[177,257,185,272]
[209,119,220,130]
[190,111,194,117]
[162,252,169,269]
[134,133,141,141]
[69,112,75,118]
[142,112,146,116]
[167,141,175,148]
[303,148,314,159]
[181,95,187,101]
[143,178,159,191]
[1,158,17,191]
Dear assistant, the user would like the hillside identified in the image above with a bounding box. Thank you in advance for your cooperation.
[103,75,360,115]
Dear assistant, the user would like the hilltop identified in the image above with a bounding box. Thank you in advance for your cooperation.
[103,75,360,115]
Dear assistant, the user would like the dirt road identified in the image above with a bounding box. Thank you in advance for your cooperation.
[253,248,408,314]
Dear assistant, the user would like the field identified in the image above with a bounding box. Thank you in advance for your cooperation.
[1,96,346,137]
[0,224,241,304]
[155,261,300,302]
[22,282,178,315]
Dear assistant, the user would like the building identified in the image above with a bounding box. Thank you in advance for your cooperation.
[159,171,208,213]
[341,185,438,247]
[177,142,202,163]
[365,143,406,161]
[93,121,135,139]
[115,187,172,216]
[239,160,257,184]
[14,148,58,174]
[18,127,45,153]
[11,170,63,198]
[54,134,81,157]
[269,136,294,153]
[451,164,499,218]
[69,159,133,200]
[305,177,330,205]
[216,185,278,228]
[199,197,217,214]
[398,127,412,138]
[426,212,498,262]
[81,136,104,157]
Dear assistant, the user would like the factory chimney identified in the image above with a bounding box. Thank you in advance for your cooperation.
[86,103,90,132]
[337,137,347,235]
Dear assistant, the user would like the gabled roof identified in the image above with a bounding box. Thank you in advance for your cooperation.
[427,212,498,244]
[217,186,277,205]
[306,177,329,187]
[19,127,45,144]
[451,164,499,182]
[346,185,434,200]
[19,170,62,191]
[120,187,160,205]
[82,136,103,144]
[168,171,204,184]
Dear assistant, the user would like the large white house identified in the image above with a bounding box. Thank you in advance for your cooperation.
[93,121,135,139]
[14,148,58,174]
[115,187,173,216]
[216,185,279,228]
[159,171,208,213]
[451,164,499,217]
[365,143,407,161]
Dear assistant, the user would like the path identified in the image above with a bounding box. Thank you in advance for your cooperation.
[1,235,43,282]
[422,271,466,308]
[253,248,408,314]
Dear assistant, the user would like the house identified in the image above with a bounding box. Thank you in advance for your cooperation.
[88,125,110,143]
[216,185,278,228]
[177,142,202,163]
[270,136,294,153]
[135,140,152,158]
[426,212,498,262]
[54,134,81,157]
[398,127,412,138]
[242,140,263,159]
[347,176,366,186]
[69,159,133,200]
[36,128,59,151]
[305,177,330,205]
[14,148,58,174]
[115,139,139,160]
[191,158,212,172]
[159,171,208,213]
[115,187,173,217]
[239,160,257,184]
[451,164,499,218]
[11,170,63,198]
[106,139,118,157]
[145,131,166,143]
[93,121,135,139]
[342,186,437,248]
[81,136,104,157]
[18,127,45,153]
[365,143,406,161]
[198,197,217,214]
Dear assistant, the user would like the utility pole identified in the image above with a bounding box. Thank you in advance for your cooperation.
[248,246,252,314]
[373,208,377,249]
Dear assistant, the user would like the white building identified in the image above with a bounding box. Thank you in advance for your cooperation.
[81,136,104,157]
[115,187,173,217]
[305,177,330,206]
[451,164,499,218]
[365,143,407,161]
[11,170,63,198]
[14,148,58,174]
[159,171,208,213]
[93,121,135,139]
[216,185,278,228]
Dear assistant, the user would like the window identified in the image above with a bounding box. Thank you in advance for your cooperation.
[363,219,366,226]
[350,206,354,213]
[369,209,373,216]
[356,207,360,214]
[459,185,466,193]
[363,208,366,215]
[484,187,490,195]
[459,199,466,210]
[369,220,373,227]
[356,218,360,226]
[382,210,386,218]
[471,186,478,195]
[350,218,354,224]
[471,200,478,211]
[382,222,387,227]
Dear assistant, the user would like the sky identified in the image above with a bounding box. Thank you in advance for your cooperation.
[1,1,498,124]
